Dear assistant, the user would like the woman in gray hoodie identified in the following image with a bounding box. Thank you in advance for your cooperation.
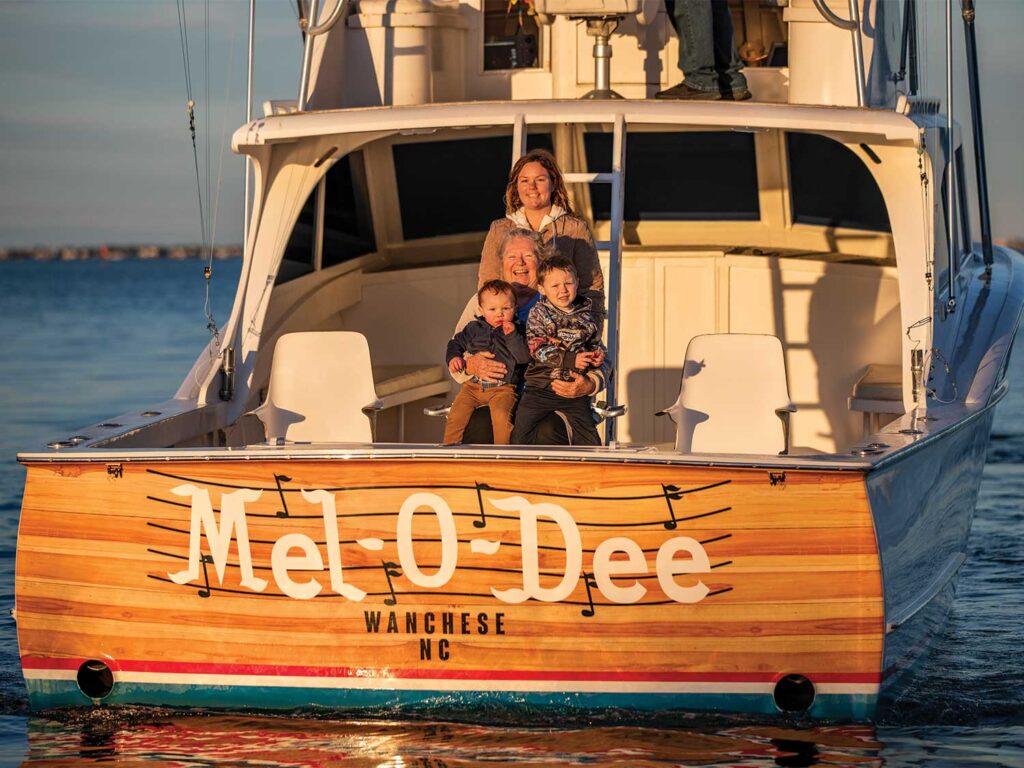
[478,149,605,316]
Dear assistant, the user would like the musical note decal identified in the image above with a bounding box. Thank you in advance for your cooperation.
[661,484,684,529]
[198,554,213,598]
[148,471,736,608]
[382,561,402,606]
[274,474,292,518]
[473,482,492,528]
[581,571,598,617]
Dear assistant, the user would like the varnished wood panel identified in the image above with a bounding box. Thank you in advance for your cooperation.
[17,459,883,685]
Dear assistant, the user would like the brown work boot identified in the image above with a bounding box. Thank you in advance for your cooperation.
[721,88,752,101]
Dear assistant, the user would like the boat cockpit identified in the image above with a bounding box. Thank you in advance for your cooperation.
[55,101,951,463]
[245,119,898,455]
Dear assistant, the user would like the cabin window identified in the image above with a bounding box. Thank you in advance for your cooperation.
[483,0,539,70]
[277,187,317,284]
[787,132,891,232]
[277,151,376,285]
[322,151,376,269]
[393,134,553,240]
[584,132,760,222]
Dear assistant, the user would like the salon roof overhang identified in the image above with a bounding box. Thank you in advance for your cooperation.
[232,100,923,152]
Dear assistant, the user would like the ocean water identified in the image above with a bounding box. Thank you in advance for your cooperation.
[0,259,1021,766]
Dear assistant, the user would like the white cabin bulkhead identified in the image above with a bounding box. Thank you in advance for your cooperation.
[221,111,910,455]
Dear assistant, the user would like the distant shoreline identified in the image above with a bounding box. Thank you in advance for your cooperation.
[4,239,1023,262]
[0,245,242,262]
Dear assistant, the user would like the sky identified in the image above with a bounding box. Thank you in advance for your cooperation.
[0,0,298,248]
[1,0,1022,248]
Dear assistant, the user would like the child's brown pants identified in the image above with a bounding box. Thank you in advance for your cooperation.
[443,381,517,445]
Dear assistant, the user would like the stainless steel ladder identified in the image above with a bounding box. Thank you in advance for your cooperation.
[513,114,627,443]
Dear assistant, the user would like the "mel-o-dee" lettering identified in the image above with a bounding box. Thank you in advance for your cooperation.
[167,486,711,605]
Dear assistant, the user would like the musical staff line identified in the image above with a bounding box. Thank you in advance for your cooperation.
[145,469,730,503]
[145,495,732,529]
[147,573,734,605]
[146,521,733,555]
[147,547,730,582]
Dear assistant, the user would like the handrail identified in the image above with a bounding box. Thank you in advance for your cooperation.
[811,0,854,29]
[605,114,626,444]
[308,0,350,35]
[298,0,351,111]
[811,0,867,107]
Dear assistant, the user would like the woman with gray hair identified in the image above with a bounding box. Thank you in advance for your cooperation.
[450,227,607,445]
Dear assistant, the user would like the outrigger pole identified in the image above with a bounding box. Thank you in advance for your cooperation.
[960,0,994,272]
[893,0,918,95]
[945,0,957,312]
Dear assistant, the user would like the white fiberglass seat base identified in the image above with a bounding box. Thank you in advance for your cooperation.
[253,332,382,444]
[662,333,795,455]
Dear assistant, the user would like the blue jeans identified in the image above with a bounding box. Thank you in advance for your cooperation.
[667,0,747,93]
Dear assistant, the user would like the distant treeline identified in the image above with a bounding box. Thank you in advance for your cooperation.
[0,244,242,262]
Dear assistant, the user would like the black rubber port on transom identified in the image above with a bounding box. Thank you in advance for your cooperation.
[773,674,815,712]
[76,660,114,700]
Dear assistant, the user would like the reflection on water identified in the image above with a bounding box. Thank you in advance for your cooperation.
[23,713,886,767]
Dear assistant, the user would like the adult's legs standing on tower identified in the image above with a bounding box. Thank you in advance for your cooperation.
[657,0,751,100]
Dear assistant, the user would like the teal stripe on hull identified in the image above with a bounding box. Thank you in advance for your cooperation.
[27,680,877,720]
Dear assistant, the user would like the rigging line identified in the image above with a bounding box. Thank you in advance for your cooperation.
[207,0,214,327]
[204,10,241,349]
[209,9,240,254]
[205,0,211,262]
[175,0,193,103]
[176,0,208,253]
[905,315,931,352]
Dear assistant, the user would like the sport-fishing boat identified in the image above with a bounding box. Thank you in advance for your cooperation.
[16,0,1024,719]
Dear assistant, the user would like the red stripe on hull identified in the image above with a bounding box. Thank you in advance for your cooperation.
[21,656,880,684]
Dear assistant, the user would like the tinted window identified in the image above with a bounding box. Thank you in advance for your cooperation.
[585,131,760,221]
[787,132,891,232]
[394,134,553,240]
[277,188,316,284]
[322,151,376,269]
[483,0,539,69]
